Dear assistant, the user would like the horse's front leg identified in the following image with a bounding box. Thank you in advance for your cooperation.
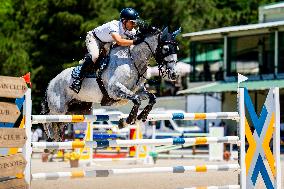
[126,95,141,124]
[137,90,156,122]
[114,83,142,129]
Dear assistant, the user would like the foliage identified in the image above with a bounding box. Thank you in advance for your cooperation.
[0,0,278,112]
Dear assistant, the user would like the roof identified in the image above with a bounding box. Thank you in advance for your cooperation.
[182,20,284,41]
[262,2,284,9]
[177,79,284,94]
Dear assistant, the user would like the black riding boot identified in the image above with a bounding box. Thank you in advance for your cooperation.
[70,54,94,93]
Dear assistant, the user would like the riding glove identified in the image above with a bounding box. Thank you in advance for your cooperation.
[133,37,144,45]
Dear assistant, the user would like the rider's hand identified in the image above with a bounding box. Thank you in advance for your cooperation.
[133,37,144,45]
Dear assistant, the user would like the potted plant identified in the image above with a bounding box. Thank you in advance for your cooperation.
[65,151,80,168]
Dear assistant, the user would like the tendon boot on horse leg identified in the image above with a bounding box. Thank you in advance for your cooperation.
[137,92,156,121]
[70,53,95,93]
[118,95,141,129]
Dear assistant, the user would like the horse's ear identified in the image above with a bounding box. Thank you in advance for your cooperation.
[161,27,169,41]
[162,27,169,34]
[151,26,159,33]
[172,27,181,38]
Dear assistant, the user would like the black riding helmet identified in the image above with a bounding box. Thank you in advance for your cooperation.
[120,8,139,22]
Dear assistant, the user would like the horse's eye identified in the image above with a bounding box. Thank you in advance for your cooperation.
[162,45,169,53]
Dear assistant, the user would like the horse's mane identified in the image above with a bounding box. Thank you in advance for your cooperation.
[136,23,161,39]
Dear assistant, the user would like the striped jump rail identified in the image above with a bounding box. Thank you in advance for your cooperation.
[32,136,239,149]
[31,112,239,123]
[92,157,145,162]
[179,185,240,189]
[155,145,192,153]
[74,134,120,140]
[92,125,137,130]
[79,157,145,164]
[153,134,211,153]
[156,154,209,159]
[32,164,240,180]
[155,133,209,137]
[154,144,196,153]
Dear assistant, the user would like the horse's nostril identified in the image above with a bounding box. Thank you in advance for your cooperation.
[170,72,177,80]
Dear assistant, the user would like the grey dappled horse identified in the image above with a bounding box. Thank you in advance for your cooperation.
[42,26,180,141]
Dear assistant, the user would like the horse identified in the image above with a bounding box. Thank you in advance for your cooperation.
[42,26,180,141]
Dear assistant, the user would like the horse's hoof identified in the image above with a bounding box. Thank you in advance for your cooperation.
[118,118,127,129]
[137,114,142,120]
[137,113,147,122]
[126,117,136,125]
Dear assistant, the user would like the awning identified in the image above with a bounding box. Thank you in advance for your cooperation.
[182,20,284,41]
[177,79,284,94]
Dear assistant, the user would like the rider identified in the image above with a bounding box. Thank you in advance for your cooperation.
[70,7,145,93]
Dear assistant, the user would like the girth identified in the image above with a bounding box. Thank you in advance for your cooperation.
[96,77,119,106]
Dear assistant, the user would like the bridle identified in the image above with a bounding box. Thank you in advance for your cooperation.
[144,34,178,78]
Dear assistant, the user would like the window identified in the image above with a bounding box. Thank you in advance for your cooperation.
[227,34,274,76]
[174,120,194,127]
[190,40,223,82]
[278,32,284,73]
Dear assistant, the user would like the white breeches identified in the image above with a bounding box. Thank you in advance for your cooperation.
[86,31,100,62]
[86,31,112,63]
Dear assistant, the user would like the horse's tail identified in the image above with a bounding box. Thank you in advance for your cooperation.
[40,89,55,141]
[41,90,50,115]
[40,89,65,142]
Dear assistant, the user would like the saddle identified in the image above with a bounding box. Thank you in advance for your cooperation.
[71,53,119,106]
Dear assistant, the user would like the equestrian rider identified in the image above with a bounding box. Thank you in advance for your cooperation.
[70,8,144,93]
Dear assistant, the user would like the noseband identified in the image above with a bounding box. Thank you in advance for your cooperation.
[144,35,177,62]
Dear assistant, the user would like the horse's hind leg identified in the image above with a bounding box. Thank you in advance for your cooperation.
[43,92,70,141]
[67,100,92,115]
[137,92,156,121]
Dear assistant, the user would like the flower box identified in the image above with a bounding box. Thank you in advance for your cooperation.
[69,159,79,168]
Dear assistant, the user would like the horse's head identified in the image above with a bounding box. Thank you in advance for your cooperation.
[135,24,180,80]
[155,27,181,81]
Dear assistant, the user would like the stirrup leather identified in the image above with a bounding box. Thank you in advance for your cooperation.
[70,78,82,93]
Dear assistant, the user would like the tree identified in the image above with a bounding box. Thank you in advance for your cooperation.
[0,0,278,112]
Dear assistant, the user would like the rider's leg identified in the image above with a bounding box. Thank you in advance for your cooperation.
[70,54,95,93]
[70,32,100,93]
[96,43,112,77]
[86,31,100,63]
[103,43,111,55]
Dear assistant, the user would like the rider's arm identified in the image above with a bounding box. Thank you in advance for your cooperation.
[111,32,134,46]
